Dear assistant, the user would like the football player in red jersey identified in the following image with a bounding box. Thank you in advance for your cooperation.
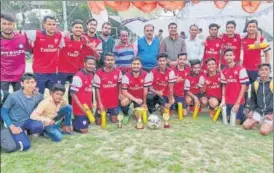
[120,57,151,124]
[202,23,222,71]
[184,60,205,109]
[78,19,101,69]
[70,56,96,133]
[220,48,249,124]
[172,53,190,116]
[93,52,122,124]
[147,53,176,114]
[200,58,222,117]
[58,20,86,104]
[25,16,65,94]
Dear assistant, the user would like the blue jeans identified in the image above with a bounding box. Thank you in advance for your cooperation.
[54,105,73,126]
[44,105,72,142]
[35,73,58,94]
[44,125,63,142]
[12,119,44,151]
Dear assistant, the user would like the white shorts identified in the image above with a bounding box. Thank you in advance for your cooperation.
[252,111,273,125]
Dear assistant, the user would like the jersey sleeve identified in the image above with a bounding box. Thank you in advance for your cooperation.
[239,68,249,84]
[220,72,227,84]
[149,71,154,83]
[261,38,271,52]
[25,30,36,42]
[121,75,129,90]
[70,76,83,93]
[168,70,176,83]
[184,79,190,91]
[144,73,152,87]
[93,73,101,88]
[96,41,103,53]
[118,71,123,83]
[198,75,205,87]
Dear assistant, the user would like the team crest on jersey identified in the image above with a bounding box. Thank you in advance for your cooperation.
[234,71,238,75]
[140,79,144,83]
[114,75,118,80]
[205,80,211,85]
[216,43,220,47]
[54,38,59,44]
[233,38,238,42]
[18,44,24,49]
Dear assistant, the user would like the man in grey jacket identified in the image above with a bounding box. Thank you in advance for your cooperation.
[243,63,273,136]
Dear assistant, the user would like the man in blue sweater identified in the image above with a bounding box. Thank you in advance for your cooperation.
[1,73,44,152]
[136,24,160,72]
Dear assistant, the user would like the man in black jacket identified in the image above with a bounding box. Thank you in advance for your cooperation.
[243,63,273,136]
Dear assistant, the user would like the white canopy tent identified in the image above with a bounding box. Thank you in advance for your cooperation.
[121,1,273,39]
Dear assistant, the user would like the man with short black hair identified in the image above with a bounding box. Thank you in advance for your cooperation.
[30,83,72,141]
[25,16,65,94]
[160,22,187,67]
[1,73,44,152]
[98,22,115,68]
[93,52,122,123]
[136,24,160,71]
[202,23,222,71]
[120,57,151,124]
[148,53,176,114]
[1,13,31,92]
[243,63,273,136]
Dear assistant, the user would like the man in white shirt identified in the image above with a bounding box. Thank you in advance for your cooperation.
[185,24,204,63]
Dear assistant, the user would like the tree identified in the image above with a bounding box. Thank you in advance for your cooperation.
[1,1,32,28]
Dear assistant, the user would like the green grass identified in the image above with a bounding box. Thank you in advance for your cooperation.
[1,114,273,173]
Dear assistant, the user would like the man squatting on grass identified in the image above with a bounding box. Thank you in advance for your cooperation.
[30,83,73,142]
[243,64,273,136]
[1,73,44,152]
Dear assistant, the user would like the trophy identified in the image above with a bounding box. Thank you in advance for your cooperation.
[163,112,170,128]
[117,113,124,128]
[135,107,145,129]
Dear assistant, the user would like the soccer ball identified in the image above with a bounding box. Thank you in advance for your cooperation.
[147,114,161,129]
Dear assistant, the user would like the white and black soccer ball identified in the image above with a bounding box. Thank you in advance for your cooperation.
[147,114,161,129]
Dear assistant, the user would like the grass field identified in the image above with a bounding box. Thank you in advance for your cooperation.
[1,112,273,173]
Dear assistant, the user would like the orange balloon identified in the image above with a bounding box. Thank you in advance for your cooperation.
[132,1,158,13]
[242,1,261,13]
[87,1,105,15]
[105,1,130,11]
[191,0,200,4]
[158,1,185,10]
[214,0,228,9]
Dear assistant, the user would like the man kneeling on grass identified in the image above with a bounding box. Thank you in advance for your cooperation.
[1,73,44,152]
[243,63,273,136]
[30,83,73,142]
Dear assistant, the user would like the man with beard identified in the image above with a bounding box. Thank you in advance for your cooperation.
[70,56,96,134]
[25,16,65,94]
[173,53,190,116]
[202,23,222,71]
[185,24,204,63]
[120,57,151,124]
[200,58,222,117]
[57,20,86,103]
[184,60,205,111]
[79,18,101,69]
[160,22,187,67]
[147,53,176,114]
[93,53,122,124]
[98,22,115,68]
[136,24,160,71]
[220,49,249,125]
[1,13,31,92]
[113,30,136,74]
